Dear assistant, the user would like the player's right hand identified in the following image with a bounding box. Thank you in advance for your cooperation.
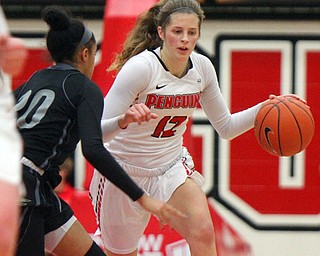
[118,103,158,129]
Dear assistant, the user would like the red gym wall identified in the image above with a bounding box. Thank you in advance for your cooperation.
[8,0,320,255]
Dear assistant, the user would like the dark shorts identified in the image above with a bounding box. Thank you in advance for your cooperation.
[16,166,74,256]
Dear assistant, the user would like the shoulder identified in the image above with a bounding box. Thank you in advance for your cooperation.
[64,72,103,102]
[190,52,218,90]
[66,72,98,90]
[119,49,158,81]
[191,51,217,76]
[126,49,157,67]
[190,51,213,67]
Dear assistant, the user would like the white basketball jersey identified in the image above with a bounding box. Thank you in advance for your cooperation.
[102,47,260,168]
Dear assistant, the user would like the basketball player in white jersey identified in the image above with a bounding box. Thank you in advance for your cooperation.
[89,0,306,255]
[0,6,27,255]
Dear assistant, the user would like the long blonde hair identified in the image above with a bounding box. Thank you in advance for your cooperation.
[108,0,205,72]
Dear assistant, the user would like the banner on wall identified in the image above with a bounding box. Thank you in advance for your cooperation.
[8,27,320,256]
[214,35,320,232]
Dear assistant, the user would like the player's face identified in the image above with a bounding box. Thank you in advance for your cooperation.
[159,13,200,62]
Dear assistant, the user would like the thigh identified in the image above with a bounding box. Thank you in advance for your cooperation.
[17,207,45,256]
[43,193,75,253]
[52,220,93,256]
[98,179,150,254]
[43,190,93,255]
[167,178,214,237]
[44,196,74,235]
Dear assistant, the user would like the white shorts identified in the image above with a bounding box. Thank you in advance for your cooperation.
[0,83,22,185]
[89,148,204,254]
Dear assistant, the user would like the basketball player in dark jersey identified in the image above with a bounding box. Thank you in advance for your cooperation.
[13,6,185,256]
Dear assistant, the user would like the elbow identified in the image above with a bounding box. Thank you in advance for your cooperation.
[214,118,237,140]
[216,129,237,140]
[217,132,233,140]
[82,147,96,164]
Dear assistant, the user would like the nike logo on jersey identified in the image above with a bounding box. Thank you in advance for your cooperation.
[156,84,168,89]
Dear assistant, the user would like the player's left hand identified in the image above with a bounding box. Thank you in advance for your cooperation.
[137,193,188,230]
[266,94,309,108]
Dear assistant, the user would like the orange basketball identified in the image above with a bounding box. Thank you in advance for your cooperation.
[254,95,315,156]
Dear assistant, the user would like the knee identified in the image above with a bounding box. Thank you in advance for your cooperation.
[189,221,216,245]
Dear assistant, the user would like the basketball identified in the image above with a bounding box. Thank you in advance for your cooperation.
[254,95,315,156]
